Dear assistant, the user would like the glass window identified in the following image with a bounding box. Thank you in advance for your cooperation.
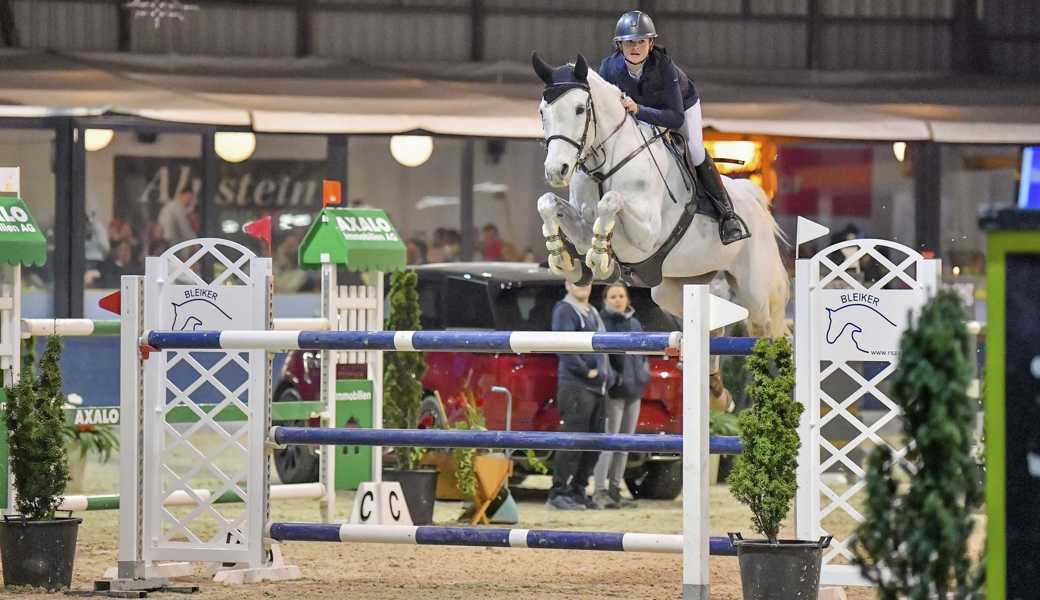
[83,131,202,317]
[0,128,57,317]
[216,134,327,295]
[772,142,916,257]
[940,144,1020,322]
[443,278,492,329]
[493,284,563,331]
[417,279,443,330]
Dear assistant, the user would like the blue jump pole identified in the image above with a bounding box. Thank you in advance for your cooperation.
[142,330,757,356]
[266,523,738,556]
[270,427,742,455]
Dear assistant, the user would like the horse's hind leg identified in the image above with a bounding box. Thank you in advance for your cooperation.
[538,192,591,283]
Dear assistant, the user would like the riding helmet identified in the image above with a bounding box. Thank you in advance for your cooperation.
[613,11,658,42]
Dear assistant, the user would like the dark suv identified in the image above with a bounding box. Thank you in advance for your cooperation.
[274,262,685,499]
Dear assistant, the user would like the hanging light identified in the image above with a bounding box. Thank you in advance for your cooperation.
[892,141,907,162]
[84,129,114,152]
[215,132,256,163]
[390,135,434,167]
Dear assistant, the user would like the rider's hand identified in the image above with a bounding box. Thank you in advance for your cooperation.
[621,96,639,115]
[587,368,599,379]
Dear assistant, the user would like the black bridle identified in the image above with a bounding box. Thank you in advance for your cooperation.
[541,82,679,204]
[541,83,597,167]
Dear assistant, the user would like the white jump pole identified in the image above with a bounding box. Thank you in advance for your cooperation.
[682,284,711,600]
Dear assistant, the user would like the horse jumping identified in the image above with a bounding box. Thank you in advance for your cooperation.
[533,53,789,338]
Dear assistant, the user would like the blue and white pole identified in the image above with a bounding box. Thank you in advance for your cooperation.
[142,329,758,356]
[266,523,738,556]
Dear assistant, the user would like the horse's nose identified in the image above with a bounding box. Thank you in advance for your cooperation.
[560,163,569,177]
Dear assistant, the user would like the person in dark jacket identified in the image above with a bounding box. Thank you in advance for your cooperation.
[592,283,650,509]
[599,10,750,245]
[547,280,611,510]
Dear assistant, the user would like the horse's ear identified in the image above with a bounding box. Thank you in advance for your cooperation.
[574,54,589,83]
[532,52,553,85]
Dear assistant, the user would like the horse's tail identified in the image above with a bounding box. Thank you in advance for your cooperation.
[737,179,791,337]
[743,180,790,247]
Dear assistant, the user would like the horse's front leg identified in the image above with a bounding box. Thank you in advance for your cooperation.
[538,192,591,284]
[585,190,624,279]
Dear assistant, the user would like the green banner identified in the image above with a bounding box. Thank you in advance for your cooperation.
[334,378,374,490]
[298,207,406,272]
[0,197,46,266]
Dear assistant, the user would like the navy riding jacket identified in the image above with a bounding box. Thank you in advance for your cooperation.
[597,47,699,131]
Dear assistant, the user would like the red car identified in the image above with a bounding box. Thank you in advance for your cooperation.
[274,262,685,499]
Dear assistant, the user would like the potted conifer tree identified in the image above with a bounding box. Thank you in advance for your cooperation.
[0,336,81,590]
[852,291,984,597]
[727,337,830,600]
[380,270,439,524]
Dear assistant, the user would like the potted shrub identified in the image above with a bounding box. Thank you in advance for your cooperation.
[851,291,984,597]
[727,337,830,600]
[0,336,81,590]
[380,270,439,525]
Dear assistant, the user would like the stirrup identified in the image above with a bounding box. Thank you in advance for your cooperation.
[719,213,750,245]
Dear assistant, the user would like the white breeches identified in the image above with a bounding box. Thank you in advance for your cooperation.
[682,100,706,166]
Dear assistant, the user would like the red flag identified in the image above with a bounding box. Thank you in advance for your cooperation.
[244,215,272,255]
[99,290,121,315]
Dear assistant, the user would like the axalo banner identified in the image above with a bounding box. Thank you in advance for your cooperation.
[113,156,325,240]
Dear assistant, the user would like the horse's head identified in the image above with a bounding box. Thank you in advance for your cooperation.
[533,52,592,188]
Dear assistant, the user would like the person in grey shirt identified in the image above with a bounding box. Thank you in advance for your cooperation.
[593,283,650,509]
[158,189,198,245]
[546,280,612,510]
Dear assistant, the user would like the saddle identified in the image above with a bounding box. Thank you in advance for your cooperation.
[608,132,719,288]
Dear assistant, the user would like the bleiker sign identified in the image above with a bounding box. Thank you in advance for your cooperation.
[816,288,927,360]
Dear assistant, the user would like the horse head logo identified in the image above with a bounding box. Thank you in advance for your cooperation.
[170,298,232,331]
[824,304,898,353]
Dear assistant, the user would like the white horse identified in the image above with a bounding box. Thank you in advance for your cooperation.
[534,53,789,338]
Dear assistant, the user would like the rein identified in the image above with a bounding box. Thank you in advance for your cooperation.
[541,83,680,204]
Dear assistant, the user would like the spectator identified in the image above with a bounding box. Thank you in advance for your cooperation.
[481,224,504,261]
[99,241,139,288]
[158,189,198,246]
[547,280,612,510]
[144,222,171,259]
[593,283,649,509]
[426,228,448,263]
[84,210,110,280]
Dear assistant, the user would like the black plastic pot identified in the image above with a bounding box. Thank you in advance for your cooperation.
[729,532,832,600]
[0,515,82,590]
[382,468,439,525]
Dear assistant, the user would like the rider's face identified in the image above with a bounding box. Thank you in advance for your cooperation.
[621,39,651,64]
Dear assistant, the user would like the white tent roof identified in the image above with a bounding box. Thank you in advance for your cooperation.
[2,50,1038,143]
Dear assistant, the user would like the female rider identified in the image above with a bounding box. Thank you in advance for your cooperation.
[598,11,749,244]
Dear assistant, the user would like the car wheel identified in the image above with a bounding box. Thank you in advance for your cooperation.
[272,387,319,484]
[625,460,682,500]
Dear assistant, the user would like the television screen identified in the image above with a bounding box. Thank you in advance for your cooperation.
[1019,146,1040,210]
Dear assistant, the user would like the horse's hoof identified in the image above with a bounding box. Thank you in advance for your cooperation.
[548,252,576,275]
[585,250,612,279]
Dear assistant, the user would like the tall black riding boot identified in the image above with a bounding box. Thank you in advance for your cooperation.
[695,154,751,245]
